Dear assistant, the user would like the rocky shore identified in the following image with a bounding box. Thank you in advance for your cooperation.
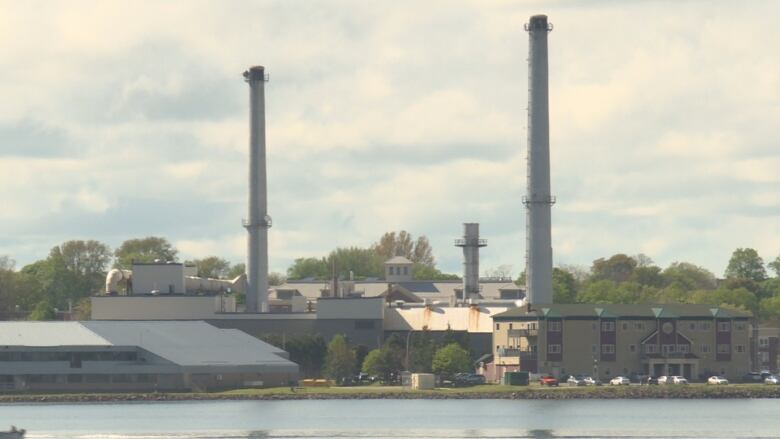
[2,385,780,403]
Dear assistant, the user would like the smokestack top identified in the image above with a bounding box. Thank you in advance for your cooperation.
[243,65,266,82]
[527,15,551,32]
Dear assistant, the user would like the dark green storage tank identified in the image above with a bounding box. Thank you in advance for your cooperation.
[503,371,529,386]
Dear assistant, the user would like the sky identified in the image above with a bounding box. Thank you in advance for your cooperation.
[0,0,778,278]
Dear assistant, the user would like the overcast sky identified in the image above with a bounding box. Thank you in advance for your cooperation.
[1,0,778,277]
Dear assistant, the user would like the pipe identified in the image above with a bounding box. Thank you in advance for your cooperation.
[105,269,132,295]
[104,270,245,295]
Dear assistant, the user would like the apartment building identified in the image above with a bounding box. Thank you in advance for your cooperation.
[490,304,751,382]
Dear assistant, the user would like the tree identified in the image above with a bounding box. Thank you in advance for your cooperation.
[662,262,717,291]
[28,300,56,320]
[725,248,767,282]
[373,231,435,267]
[227,263,246,279]
[287,257,329,279]
[260,333,327,378]
[187,256,231,278]
[591,254,637,283]
[361,347,403,381]
[769,255,780,277]
[324,334,356,384]
[432,343,471,380]
[268,272,287,286]
[689,287,758,315]
[114,237,178,269]
[629,265,664,288]
[552,268,578,303]
[412,264,460,280]
[56,240,112,277]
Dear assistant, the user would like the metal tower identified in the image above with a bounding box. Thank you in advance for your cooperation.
[524,15,555,305]
[455,223,487,302]
[243,66,271,313]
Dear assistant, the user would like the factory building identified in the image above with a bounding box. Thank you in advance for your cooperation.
[0,321,298,392]
[489,304,752,382]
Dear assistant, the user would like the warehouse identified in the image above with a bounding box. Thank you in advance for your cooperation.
[0,321,298,392]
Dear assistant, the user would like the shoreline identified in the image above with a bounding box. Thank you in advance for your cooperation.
[3,384,780,403]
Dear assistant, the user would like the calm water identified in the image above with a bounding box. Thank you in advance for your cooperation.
[0,399,777,438]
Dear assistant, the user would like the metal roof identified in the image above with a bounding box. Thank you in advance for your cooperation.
[0,321,112,347]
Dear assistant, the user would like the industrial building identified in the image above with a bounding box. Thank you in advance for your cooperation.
[489,304,752,382]
[0,321,298,392]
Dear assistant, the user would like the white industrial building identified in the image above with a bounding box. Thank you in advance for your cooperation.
[0,321,298,392]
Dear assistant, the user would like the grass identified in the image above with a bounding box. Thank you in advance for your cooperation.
[3,383,780,402]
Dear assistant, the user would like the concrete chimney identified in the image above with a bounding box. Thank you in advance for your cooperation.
[243,65,270,313]
[455,223,487,302]
[524,15,555,305]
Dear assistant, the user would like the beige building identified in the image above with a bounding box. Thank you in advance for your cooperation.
[491,304,752,382]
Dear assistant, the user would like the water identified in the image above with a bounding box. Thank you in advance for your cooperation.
[0,399,776,438]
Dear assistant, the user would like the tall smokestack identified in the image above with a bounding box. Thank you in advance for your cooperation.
[524,15,554,304]
[243,65,270,313]
[455,223,487,302]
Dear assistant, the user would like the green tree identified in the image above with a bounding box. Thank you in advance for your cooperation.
[324,334,356,384]
[689,287,758,314]
[591,254,637,283]
[227,263,246,279]
[769,255,780,277]
[187,256,231,278]
[629,265,664,288]
[114,236,178,269]
[361,347,403,381]
[412,264,460,280]
[662,262,717,291]
[725,248,767,282]
[552,267,578,303]
[260,333,327,378]
[268,272,287,286]
[432,343,471,380]
[28,300,56,320]
[287,257,329,279]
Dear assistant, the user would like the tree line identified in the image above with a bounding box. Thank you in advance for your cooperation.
[548,248,780,322]
[260,330,473,384]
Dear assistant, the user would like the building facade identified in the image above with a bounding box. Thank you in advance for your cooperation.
[491,304,751,382]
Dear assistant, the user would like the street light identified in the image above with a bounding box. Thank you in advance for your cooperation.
[405,331,413,371]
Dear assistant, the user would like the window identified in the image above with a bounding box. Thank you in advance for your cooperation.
[601,321,615,332]
[354,320,375,330]
[718,322,731,332]
[634,322,645,331]
[759,337,769,348]
[761,352,770,362]
[735,322,746,331]
[717,344,731,354]
[548,344,561,354]
[645,344,658,354]
[662,344,676,354]
[530,345,538,352]
[509,323,513,330]
[530,323,537,330]
[548,321,561,332]
[601,344,615,354]
[403,266,408,275]
[67,374,83,383]
[678,345,690,354]
[388,267,394,275]
[591,344,598,354]
[622,322,628,331]
[496,323,500,330]
[629,344,636,353]
[700,322,711,331]
[735,345,745,353]
[689,323,696,331]
[700,344,710,353]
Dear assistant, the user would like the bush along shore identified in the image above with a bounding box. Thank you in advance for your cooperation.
[4,384,780,403]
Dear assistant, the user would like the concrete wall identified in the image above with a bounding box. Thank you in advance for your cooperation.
[92,296,229,320]
[132,263,185,294]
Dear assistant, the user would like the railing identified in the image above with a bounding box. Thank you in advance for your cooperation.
[508,328,539,337]
[497,348,538,359]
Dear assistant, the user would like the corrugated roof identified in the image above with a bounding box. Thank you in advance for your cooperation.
[397,281,439,293]
[494,304,752,320]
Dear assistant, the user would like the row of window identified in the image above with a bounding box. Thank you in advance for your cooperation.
[387,266,409,276]
[497,320,746,332]
[0,351,138,362]
[540,343,746,356]
[12,374,157,384]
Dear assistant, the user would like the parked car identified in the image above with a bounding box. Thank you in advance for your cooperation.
[454,373,486,386]
[764,375,780,385]
[657,375,669,384]
[743,372,765,383]
[567,375,586,386]
[670,376,688,384]
[641,376,658,385]
[610,376,631,385]
[707,376,729,385]
[581,376,598,386]
[539,375,559,386]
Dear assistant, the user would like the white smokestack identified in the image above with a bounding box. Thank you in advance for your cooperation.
[243,65,270,313]
[524,15,554,304]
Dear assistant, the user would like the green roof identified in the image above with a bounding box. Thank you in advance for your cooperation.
[493,303,752,320]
